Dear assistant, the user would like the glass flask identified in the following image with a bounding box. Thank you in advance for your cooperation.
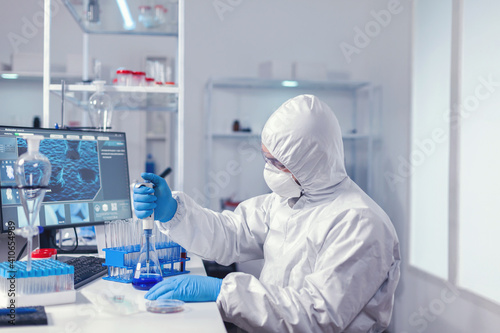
[138,5,157,29]
[132,182,163,290]
[88,80,113,131]
[14,135,52,271]
[132,226,163,290]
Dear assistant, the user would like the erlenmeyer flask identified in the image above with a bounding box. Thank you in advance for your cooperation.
[132,225,163,290]
[14,135,51,271]
[88,80,113,132]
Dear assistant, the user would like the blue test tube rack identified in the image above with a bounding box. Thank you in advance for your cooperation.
[0,259,76,307]
[102,243,190,284]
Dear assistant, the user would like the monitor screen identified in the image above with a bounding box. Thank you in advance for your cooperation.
[0,126,132,233]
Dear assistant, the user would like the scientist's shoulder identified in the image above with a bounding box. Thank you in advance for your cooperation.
[317,179,395,234]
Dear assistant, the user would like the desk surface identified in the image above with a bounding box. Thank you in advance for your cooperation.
[10,255,227,333]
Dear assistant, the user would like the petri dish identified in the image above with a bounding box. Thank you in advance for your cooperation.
[146,299,185,314]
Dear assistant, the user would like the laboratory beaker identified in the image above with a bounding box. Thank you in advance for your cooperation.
[132,229,163,290]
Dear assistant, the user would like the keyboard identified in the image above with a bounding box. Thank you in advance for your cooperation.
[63,256,107,289]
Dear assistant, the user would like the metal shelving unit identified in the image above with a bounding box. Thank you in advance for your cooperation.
[42,0,185,191]
[209,77,370,91]
[0,71,82,81]
[62,0,178,36]
[49,84,179,112]
[204,77,376,209]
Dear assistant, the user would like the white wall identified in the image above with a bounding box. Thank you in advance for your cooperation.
[1,1,499,332]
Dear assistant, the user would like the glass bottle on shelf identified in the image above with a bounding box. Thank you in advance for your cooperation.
[139,2,157,29]
[86,0,100,24]
[166,0,178,32]
[88,80,113,131]
[165,82,177,109]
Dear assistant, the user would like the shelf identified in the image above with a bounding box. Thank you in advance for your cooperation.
[209,77,370,91]
[212,132,261,139]
[146,133,167,140]
[342,134,370,140]
[0,71,82,81]
[50,85,178,112]
[50,84,179,94]
[63,0,178,36]
[211,132,369,140]
[205,75,376,208]
[42,0,185,192]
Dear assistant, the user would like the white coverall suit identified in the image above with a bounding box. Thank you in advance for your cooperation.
[157,94,401,332]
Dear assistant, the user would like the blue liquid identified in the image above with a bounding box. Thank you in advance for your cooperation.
[132,274,163,290]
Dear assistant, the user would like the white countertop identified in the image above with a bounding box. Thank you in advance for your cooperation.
[8,255,227,332]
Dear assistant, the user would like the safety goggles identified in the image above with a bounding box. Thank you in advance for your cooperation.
[261,150,288,172]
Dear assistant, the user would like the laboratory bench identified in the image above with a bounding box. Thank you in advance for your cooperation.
[8,254,227,333]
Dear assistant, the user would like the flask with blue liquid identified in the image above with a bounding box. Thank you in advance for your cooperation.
[132,182,163,290]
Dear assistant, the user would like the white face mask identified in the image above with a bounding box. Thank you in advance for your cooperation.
[263,164,302,198]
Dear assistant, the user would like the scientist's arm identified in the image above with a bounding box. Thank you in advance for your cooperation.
[134,173,271,265]
[217,210,400,333]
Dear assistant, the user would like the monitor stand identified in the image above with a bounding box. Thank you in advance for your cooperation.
[38,228,98,254]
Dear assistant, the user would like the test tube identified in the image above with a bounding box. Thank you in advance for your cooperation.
[104,221,112,249]
[118,220,126,251]
[109,220,117,249]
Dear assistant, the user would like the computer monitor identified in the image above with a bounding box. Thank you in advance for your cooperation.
[0,126,132,238]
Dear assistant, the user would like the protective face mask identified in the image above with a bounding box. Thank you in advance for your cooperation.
[263,164,302,198]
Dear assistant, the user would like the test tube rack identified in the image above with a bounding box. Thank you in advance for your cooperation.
[0,259,76,307]
[102,243,190,284]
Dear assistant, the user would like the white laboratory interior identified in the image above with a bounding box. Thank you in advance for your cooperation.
[0,0,499,332]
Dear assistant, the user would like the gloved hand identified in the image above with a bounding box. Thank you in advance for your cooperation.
[133,172,178,222]
[144,275,223,302]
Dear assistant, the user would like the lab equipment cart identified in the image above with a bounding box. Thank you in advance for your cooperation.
[203,77,379,210]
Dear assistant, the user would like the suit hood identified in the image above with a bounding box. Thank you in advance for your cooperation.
[261,94,348,204]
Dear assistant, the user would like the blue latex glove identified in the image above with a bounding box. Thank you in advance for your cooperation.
[133,172,178,222]
[144,275,223,302]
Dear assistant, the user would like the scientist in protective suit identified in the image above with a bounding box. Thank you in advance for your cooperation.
[133,94,401,333]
